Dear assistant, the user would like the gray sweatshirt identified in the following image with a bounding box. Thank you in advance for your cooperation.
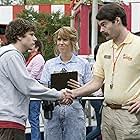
[0,44,61,126]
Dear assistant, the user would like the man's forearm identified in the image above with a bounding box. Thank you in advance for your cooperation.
[73,76,103,97]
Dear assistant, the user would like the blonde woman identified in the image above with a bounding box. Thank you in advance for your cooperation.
[40,26,92,140]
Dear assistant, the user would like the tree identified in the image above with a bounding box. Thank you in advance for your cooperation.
[18,8,70,60]
[26,0,70,4]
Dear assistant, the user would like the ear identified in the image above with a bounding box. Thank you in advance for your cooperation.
[115,17,121,24]
[17,36,22,41]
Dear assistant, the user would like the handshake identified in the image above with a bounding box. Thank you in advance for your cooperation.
[59,89,74,105]
[43,88,75,120]
[42,79,81,119]
[59,79,81,105]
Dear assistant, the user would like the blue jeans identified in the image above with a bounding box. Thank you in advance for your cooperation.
[44,101,86,140]
[86,100,103,140]
[28,100,41,140]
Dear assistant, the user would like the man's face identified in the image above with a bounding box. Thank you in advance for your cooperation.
[98,19,118,41]
[20,31,37,51]
[28,45,38,54]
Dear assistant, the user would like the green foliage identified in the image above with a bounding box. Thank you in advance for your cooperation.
[1,0,70,5]
[26,0,70,4]
[18,8,70,60]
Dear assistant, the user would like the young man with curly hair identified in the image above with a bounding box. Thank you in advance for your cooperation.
[0,18,73,140]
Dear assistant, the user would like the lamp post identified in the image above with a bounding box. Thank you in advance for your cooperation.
[91,0,98,55]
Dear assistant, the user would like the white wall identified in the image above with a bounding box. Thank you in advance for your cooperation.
[131,3,140,33]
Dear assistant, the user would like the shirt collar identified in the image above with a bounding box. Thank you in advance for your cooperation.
[111,32,134,49]
[122,32,133,44]
[55,53,77,64]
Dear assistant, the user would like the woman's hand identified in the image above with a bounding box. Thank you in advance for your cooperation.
[67,79,81,89]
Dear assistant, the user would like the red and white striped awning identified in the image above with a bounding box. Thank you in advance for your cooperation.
[0,4,71,25]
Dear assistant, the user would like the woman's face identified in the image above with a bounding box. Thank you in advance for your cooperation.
[57,35,72,54]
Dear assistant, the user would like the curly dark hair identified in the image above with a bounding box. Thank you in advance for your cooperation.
[96,3,127,27]
[5,18,36,44]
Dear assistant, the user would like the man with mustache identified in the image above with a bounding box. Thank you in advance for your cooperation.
[67,3,140,140]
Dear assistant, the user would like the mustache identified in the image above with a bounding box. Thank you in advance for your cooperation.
[102,32,109,37]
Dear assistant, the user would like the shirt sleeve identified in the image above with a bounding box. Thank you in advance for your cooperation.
[83,61,92,84]
[40,61,51,86]
[93,44,105,79]
[4,53,61,100]
[27,55,45,79]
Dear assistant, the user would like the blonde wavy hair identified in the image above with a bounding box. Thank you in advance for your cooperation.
[53,26,79,56]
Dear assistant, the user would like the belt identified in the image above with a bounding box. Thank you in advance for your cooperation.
[54,99,81,107]
[106,103,122,109]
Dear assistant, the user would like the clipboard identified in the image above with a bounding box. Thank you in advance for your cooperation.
[51,71,78,91]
